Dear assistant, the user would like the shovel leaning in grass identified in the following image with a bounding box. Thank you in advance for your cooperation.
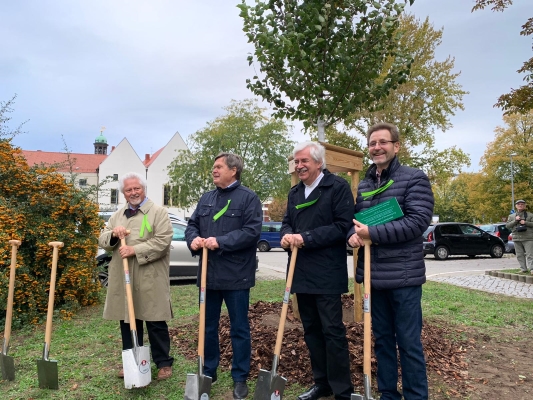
[185,246,212,400]
[36,241,63,390]
[253,246,299,400]
[1,239,21,381]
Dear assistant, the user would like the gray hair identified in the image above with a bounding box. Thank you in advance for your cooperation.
[118,172,147,193]
[366,122,400,142]
[215,152,244,180]
[292,141,326,170]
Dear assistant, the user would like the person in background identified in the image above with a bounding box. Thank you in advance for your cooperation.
[99,172,174,381]
[506,199,533,273]
[348,122,434,400]
[185,152,262,400]
[281,141,354,400]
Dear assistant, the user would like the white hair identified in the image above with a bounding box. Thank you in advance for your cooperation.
[292,141,326,170]
[118,172,147,193]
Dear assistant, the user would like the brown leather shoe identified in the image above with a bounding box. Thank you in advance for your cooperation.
[117,369,124,379]
[157,366,172,380]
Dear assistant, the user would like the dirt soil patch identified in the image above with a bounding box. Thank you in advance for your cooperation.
[170,295,533,399]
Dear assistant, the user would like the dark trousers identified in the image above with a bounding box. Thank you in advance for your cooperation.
[120,319,174,369]
[203,288,251,383]
[297,293,353,400]
[371,285,428,400]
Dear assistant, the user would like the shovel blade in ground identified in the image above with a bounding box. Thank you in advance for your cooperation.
[253,368,287,400]
[1,352,15,381]
[122,345,151,389]
[37,358,58,389]
[184,372,212,400]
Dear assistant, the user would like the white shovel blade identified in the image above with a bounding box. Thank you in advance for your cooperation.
[122,345,151,389]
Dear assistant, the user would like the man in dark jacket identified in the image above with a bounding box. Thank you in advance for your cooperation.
[348,123,434,400]
[185,152,262,400]
[506,199,533,273]
[281,141,354,400]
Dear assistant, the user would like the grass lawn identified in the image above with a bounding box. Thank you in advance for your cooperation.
[1,279,533,399]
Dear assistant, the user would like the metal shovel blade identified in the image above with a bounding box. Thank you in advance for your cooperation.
[351,375,374,400]
[254,368,287,400]
[37,358,58,390]
[0,352,15,381]
[184,356,212,400]
[122,345,151,389]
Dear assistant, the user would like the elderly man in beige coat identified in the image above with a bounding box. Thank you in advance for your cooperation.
[99,172,174,381]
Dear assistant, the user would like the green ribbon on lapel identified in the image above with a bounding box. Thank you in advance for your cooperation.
[139,213,152,238]
[295,196,319,210]
[361,179,394,200]
[213,199,231,222]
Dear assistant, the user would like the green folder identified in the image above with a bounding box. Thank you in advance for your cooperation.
[354,197,404,226]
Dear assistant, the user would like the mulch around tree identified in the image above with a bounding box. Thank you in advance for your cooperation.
[170,295,476,396]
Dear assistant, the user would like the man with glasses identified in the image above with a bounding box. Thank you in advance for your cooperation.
[281,141,354,400]
[99,172,175,381]
[506,199,533,273]
[348,123,434,400]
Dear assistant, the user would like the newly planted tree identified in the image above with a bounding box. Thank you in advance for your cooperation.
[238,0,415,141]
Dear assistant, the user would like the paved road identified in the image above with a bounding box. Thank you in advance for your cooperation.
[256,250,533,299]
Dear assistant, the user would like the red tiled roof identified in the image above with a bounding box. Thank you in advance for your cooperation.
[144,147,164,167]
[21,150,107,173]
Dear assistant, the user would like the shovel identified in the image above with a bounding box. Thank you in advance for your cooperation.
[1,239,21,381]
[184,246,212,400]
[37,241,64,390]
[352,240,374,400]
[120,235,151,389]
[253,246,299,400]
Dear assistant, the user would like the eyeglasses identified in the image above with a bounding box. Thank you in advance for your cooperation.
[368,140,397,148]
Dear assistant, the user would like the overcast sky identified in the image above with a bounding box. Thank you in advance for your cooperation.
[1,0,530,171]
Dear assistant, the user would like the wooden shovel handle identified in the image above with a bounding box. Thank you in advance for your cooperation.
[353,250,363,322]
[274,246,298,357]
[198,246,208,359]
[120,234,137,332]
[44,241,64,346]
[363,239,372,376]
[4,240,21,345]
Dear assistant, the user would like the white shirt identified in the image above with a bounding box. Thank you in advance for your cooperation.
[304,172,324,198]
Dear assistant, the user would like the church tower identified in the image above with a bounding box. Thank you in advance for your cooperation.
[94,127,108,155]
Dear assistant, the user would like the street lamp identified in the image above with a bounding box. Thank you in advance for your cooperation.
[510,153,517,212]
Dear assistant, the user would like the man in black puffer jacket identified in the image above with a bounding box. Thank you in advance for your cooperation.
[281,141,354,400]
[348,123,434,400]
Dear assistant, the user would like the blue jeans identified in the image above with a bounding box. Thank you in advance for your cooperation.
[371,285,428,400]
[203,289,251,382]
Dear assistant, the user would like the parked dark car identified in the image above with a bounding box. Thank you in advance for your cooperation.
[423,222,505,260]
[257,222,282,252]
[478,223,511,243]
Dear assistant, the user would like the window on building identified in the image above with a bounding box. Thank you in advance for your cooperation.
[163,184,171,206]
[113,174,118,181]
[111,189,118,204]
[79,179,87,187]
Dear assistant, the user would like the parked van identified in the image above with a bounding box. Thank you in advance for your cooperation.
[257,222,282,252]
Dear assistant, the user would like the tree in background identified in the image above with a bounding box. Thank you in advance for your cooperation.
[167,99,294,206]
[238,0,414,141]
[432,172,477,223]
[473,0,533,114]
[432,112,533,224]
[344,15,470,184]
[0,99,102,326]
[266,197,288,222]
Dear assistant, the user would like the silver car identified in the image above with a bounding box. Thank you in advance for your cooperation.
[97,221,198,286]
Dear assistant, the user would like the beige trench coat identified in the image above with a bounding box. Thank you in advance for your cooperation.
[99,199,173,322]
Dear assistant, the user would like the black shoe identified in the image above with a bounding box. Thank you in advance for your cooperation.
[233,381,249,399]
[298,385,333,400]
